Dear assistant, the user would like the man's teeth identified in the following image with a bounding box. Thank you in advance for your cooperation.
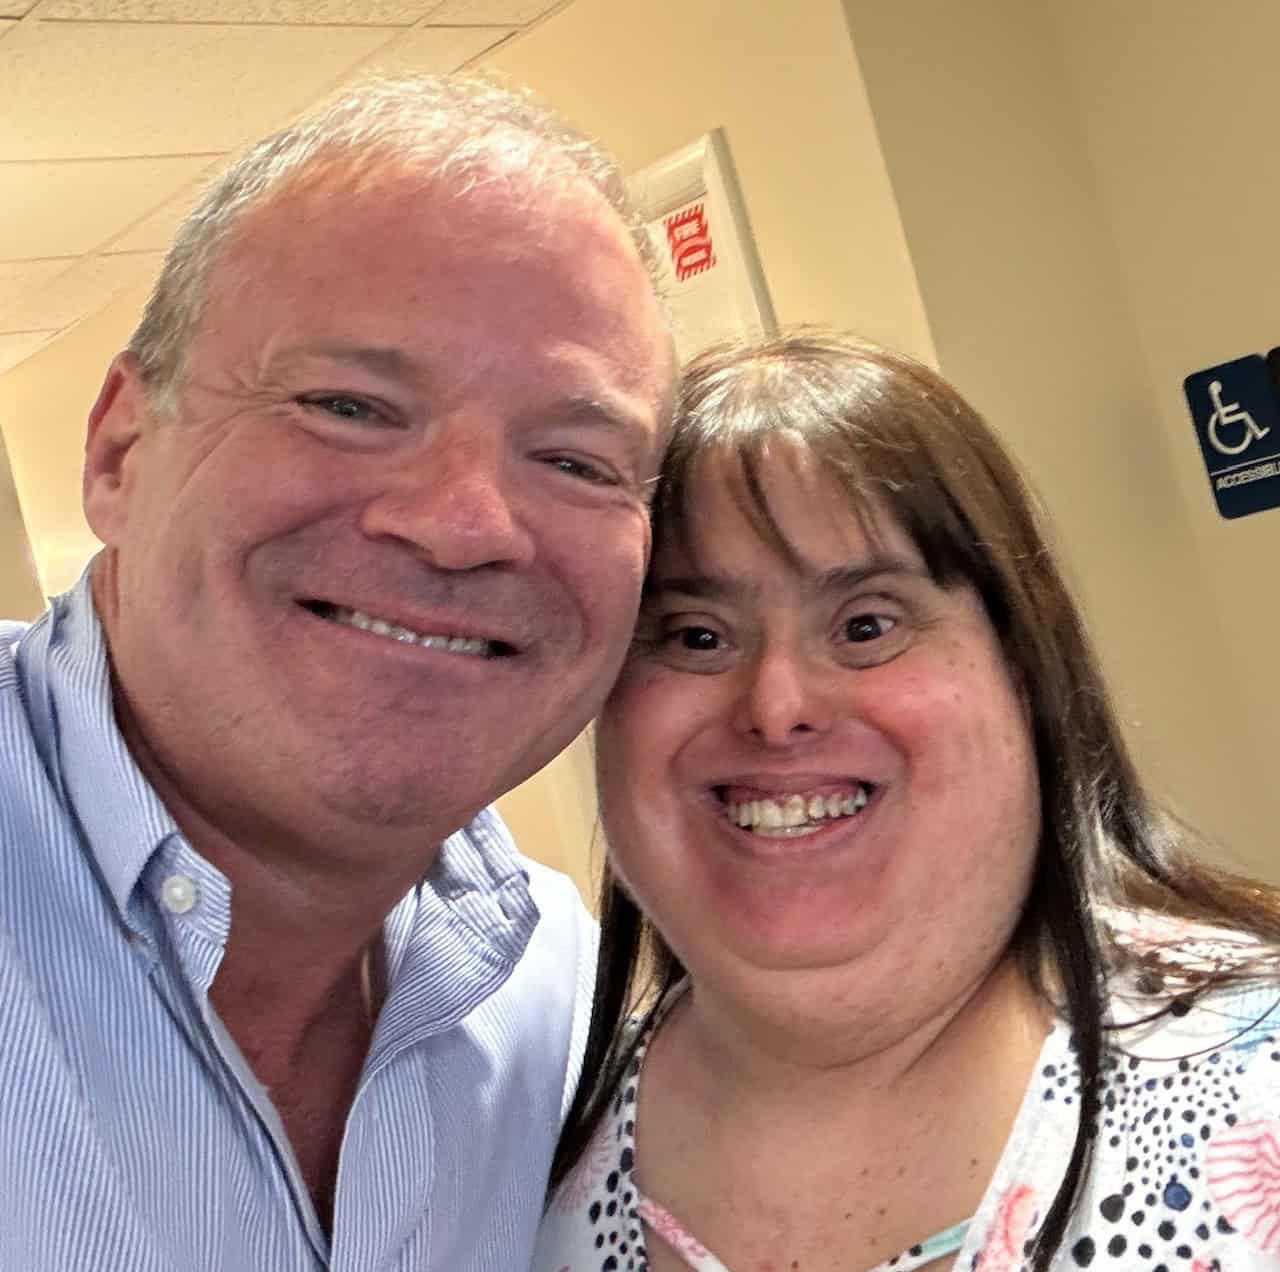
[726,786,871,836]
[327,607,491,657]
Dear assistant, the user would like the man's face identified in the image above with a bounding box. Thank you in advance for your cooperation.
[85,167,672,852]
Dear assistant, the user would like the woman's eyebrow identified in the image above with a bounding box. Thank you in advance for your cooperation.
[646,574,738,602]
[808,557,931,594]
[649,554,928,601]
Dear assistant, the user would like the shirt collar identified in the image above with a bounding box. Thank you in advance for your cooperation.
[20,569,181,926]
[426,805,540,965]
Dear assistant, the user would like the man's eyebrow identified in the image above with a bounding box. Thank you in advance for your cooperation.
[271,342,419,378]
[651,554,930,600]
[539,392,655,438]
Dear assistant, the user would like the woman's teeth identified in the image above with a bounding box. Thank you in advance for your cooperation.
[725,785,871,837]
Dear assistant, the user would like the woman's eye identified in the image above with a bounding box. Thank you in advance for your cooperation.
[672,625,721,652]
[844,614,896,643]
[633,601,733,671]
[634,617,727,664]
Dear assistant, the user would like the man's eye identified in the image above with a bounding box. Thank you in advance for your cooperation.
[298,394,378,422]
[844,614,896,643]
[543,455,619,486]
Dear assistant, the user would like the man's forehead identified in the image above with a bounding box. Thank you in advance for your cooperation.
[186,153,670,409]
[203,171,643,352]
[236,152,625,251]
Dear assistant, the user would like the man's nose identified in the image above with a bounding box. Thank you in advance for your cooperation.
[731,645,838,747]
[359,421,536,570]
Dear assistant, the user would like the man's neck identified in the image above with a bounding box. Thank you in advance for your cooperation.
[213,930,378,1237]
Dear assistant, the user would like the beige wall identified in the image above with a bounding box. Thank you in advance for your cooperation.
[497,730,599,901]
[1045,1,1280,870]
[0,280,149,598]
[487,0,935,360]
[842,0,1274,874]
[0,440,43,620]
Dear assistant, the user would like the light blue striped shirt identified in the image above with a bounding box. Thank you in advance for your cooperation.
[0,573,596,1271]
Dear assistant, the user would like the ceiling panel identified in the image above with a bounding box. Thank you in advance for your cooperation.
[363,21,512,74]
[107,179,211,253]
[425,0,557,22]
[41,0,434,23]
[0,156,218,258]
[0,21,396,160]
[0,252,163,332]
[0,332,57,376]
[0,261,77,317]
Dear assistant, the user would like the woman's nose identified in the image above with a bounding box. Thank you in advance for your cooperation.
[731,646,837,747]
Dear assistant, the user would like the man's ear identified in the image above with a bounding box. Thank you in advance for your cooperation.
[83,352,153,545]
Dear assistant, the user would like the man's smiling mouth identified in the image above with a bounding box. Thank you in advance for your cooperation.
[302,601,517,658]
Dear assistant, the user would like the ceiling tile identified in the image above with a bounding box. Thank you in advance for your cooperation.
[0,21,396,161]
[41,0,434,23]
[107,179,211,253]
[0,260,77,317]
[0,156,217,259]
[0,252,163,333]
[0,2,35,17]
[0,331,57,376]
[364,21,513,74]
[425,0,555,22]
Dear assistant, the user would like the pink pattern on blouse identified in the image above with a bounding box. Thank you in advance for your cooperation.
[636,1196,730,1271]
[974,1184,1038,1271]
[1206,1119,1280,1253]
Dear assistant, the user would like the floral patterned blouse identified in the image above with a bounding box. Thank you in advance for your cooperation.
[535,964,1280,1271]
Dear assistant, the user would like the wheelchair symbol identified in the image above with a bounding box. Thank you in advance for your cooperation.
[1206,379,1272,456]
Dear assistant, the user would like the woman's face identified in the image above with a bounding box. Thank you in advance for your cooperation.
[596,446,1041,1014]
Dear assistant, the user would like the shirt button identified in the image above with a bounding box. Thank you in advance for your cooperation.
[161,874,197,915]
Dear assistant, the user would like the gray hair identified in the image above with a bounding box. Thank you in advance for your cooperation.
[128,73,661,412]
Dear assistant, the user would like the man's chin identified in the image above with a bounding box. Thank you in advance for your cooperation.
[305,765,494,843]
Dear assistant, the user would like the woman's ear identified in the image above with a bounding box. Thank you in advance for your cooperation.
[83,352,152,545]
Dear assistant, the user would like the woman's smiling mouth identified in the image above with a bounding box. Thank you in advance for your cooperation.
[719,782,875,838]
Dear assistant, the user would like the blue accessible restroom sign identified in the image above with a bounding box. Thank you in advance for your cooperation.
[1183,350,1280,519]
